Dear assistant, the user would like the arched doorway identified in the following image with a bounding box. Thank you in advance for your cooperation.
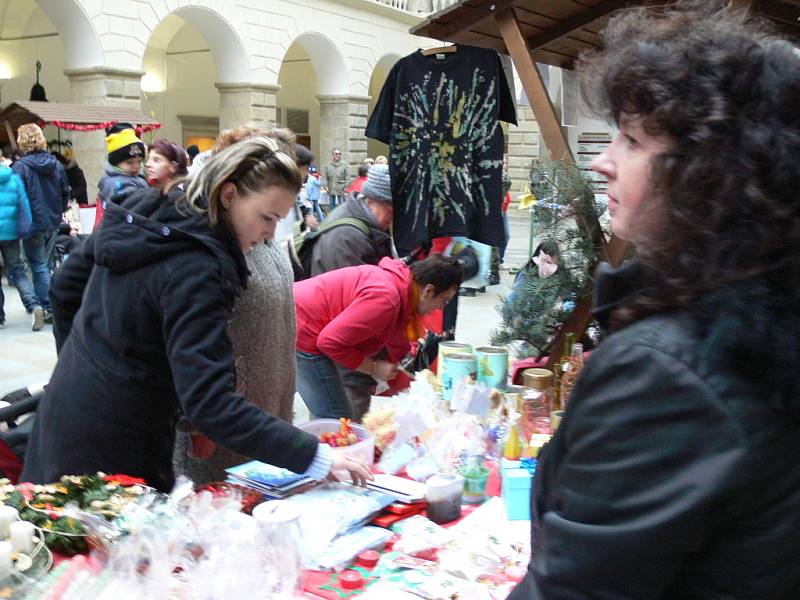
[141,5,251,148]
[367,53,401,161]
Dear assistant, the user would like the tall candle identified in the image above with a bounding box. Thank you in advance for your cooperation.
[0,540,11,575]
[9,520,34,555]
[0,506,18,539]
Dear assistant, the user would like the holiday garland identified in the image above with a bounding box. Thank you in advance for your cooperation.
[492,159,606,358]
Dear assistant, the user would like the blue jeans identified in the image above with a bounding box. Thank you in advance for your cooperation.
[296,351,353,419]
[0,233,52,312]
[500,213,510,261]
[329,194,344,210]
[310,199,325,223]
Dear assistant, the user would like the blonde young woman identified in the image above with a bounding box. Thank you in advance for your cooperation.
[173,125,306,484]
[22,137,371,492]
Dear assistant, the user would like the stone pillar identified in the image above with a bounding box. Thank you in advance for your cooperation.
[215,83,280,132]
[507,105,540,203]
[65,67,144,198]
[316,95,370,177]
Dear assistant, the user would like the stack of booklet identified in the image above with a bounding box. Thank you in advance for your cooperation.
[226,460,316,499]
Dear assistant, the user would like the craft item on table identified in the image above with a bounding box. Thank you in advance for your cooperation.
[436,341,474,386]
[441,352,477,401]
[424,472,463,525]
[0,506,17,538]
[357,550,381,568]
[362,405,398,451]
[252,500,303,587]
[386,553,438,576]
[300,419,375,468]
[304,564,381,599]
[372,504,427,528]
[305,526,393,571]
[405,452,439,483]
[391,515,453,555]
[284,483,394,560]
[475,346,509,391]
[194,481,262,514]
[368,475,427,504]
[225,460,314,500]
[318,418,359,447]
[460,459,490,505]
[501,457,535,521]
[0,540,11,576]
[450,380,491,416]
[377,442,419,476]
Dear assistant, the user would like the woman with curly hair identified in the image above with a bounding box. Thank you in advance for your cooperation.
[510,2,800,598]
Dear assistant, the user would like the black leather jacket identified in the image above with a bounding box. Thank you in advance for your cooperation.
[510,261,800,599]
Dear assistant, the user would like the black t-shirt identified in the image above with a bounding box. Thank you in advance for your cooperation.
[366,45,517,254]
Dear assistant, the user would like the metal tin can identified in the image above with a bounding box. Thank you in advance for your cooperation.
[475,346,509,390]
[437,341,473,386]
[441,352,478,400]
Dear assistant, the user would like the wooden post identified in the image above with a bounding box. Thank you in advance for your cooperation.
[495,7,571,162]
[4,120,16,151]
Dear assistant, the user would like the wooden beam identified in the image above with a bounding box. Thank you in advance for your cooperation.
[525,0,632,51]
[495,7,571,161]
[3,119,16,151]
[423,0,519,41]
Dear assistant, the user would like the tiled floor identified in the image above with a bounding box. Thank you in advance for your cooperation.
[0,211,533,398]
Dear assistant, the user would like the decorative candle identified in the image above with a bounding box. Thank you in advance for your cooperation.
[9,520,34,555]
[0,505,18,539]
[0,540,11,575]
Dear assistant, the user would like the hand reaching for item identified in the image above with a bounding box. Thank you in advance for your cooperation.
[328,448,374,487]
[372,359,399,381]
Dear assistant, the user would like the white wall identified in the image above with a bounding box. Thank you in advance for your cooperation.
[141,21,219,146]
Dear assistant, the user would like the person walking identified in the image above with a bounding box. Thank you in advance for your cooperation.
[322,148,348,211]
[294,254,461,419]
[53,152,88,206]
[305,165,324,223]
[0,163,33,329]
[22,136,372,492]
[306,163,396,419]
[510,2,800,598]
[10,124,70,328]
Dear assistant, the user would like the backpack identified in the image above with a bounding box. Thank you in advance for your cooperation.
[286,216,370,281]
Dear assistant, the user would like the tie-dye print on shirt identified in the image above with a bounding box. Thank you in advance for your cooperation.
[367,45,517,254]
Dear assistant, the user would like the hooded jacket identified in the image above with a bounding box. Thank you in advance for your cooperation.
[97,163,148,206]
[11,151,70,234]
[510,261,800,600]
[0,166,32,241]
[309,193,393,277]
[294,257,413,370]
[21,188,319,491]
[64,159,88,205]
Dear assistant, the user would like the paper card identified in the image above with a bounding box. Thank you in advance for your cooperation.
[394,410,429,445]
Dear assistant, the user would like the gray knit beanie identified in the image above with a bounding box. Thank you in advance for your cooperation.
[361,164,392,204]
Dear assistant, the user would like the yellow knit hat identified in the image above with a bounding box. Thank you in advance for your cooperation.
[106,123,145,165]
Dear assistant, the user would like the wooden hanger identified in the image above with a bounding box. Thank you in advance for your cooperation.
[421,44,458,57]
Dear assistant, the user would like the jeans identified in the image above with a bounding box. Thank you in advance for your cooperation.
[329,194,344,210]
[296,351,353,419]
[500,213,510,261]
[0,233,52,312]
[310,199,325,223]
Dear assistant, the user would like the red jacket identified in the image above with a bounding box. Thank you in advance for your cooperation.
[294,258,413,369]
[346,176,367,195]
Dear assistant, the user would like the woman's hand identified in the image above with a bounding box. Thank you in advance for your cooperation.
[373,360,399,381]
[328,448,374,487]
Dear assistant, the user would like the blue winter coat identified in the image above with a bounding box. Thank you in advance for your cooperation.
[0,166,32,241]
[97,164,148,207]
[11,151,70,234]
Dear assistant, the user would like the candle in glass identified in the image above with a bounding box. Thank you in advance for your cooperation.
[0,506,17,539]
[9,521,34,555]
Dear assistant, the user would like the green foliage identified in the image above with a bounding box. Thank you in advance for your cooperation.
[492,159,606,358]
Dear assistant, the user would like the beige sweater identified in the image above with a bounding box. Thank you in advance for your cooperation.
[173,239,297,484]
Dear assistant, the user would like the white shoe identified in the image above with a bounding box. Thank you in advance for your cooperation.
[31,306,44,331]
[500,263,512,270]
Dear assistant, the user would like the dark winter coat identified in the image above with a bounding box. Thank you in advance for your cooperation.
[510,261,800,599]
[21,188,319,491]
[97,163,148,206]
[64,160,88,204]
[11,151,70,234]
[309,193,393,277]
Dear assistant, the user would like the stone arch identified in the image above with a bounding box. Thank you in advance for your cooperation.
[33,0,103,69]
[140,5,249,83]
[288,31,349,96]
[366,53,401,159]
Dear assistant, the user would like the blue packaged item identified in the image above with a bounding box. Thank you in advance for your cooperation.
[501,458,534,520]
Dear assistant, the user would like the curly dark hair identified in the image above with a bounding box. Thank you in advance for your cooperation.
[579,0,800,326]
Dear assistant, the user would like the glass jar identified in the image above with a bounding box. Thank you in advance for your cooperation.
[521,368,555,438]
